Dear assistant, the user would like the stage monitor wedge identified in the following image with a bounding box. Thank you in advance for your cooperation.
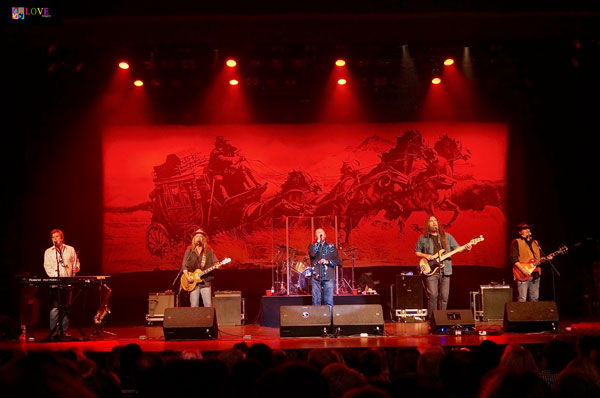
[503,301,559,333]
[163,307,218,340]
[332,304,384,336]
[431,309,475,334]
[280,305,331,337]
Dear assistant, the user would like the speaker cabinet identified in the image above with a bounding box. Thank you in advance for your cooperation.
[163,307,218,340]
[503,301,559,333]
[395,274,423,310]
[481,285,512,321]
[332,304,384,336]
[147,292,175,322]
[214,291,242,326]
[280,305,331,337]
[431,309,475,334]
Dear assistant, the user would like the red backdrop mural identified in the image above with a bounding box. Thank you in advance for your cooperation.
[103,123,507,274]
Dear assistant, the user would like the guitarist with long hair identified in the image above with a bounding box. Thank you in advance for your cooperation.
[182,228,219,307]
[415,216,472,323]
[510,222,554,302]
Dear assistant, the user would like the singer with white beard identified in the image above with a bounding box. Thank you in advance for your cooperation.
[182,228,219,307]
[308,228,341,307]
[43,229,80,337]
[510,222,554,302]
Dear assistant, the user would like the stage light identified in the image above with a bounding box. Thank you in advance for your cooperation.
[229,79,239,86]
[226,59,237,68]
[133,80,144,87]
[337,78,347,85]
[431,77,442,85]
[443,58,455,66]
[335,59,346,67]
[118,61,130,70]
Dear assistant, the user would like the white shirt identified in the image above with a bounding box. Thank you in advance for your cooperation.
[43,244,80,277]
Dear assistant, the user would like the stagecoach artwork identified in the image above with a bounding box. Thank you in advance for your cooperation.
[106,130,504,262]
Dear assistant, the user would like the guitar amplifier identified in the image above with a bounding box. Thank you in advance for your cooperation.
[471,285,512,321]
[395,274,423,310]
[214,291,243,326]
[146,292,175,323]
[480,285,512,321]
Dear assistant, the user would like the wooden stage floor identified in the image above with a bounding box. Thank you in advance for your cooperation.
[3,320,599,353]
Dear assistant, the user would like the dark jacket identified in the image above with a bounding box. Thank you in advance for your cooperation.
[308,241,341,281]
[182,247,217,287]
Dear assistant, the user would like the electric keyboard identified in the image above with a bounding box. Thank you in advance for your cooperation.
[18,275,111,286]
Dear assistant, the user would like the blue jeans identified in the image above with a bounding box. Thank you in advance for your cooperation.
[423,273,450,316]
[190,285,212,307]
[312,278,334,306]
[516,275,540,302]
[49,287,71,334]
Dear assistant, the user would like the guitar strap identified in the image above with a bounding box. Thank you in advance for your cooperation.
[432,235,442,256]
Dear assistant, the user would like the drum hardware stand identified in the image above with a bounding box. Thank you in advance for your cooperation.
[338,245,357,294]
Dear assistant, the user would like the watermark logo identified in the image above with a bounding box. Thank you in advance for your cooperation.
[11,7,52,19]
[12,7,25,19]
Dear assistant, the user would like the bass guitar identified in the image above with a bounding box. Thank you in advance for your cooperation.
[513,246,567,281]
[419,235,484,276]
[180,258,231,292]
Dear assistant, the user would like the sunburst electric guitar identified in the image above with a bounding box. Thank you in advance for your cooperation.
[180,258,231,292]
[513,246,567,281]
[419,235,484,276]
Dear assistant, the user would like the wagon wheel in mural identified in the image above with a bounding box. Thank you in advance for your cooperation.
[146,223,171,258]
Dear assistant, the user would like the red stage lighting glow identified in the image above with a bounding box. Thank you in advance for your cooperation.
[133,80,144,87]
[337,78,347,85]
[443,58,455,66]
[226,59,237,68]
[118,62,130,70]
[431,77,442,85]
[335,59,346,67]
[229,79,239,86]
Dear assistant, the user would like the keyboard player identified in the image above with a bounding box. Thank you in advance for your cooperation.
[43,229,80,338]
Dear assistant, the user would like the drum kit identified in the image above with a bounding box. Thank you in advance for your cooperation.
[271,243,361,295]
[272,244,312,295]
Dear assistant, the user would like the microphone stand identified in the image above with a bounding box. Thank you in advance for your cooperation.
[172,267,184,307]
[47,244,71,341]
[537,242,561,303]
[318,241,327,303]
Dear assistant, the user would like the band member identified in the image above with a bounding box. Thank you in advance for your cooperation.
[182,228,217,307]
[510,223,553,302]
[415,216,471,318]
[43,229,80,336]
[308,228,341,306]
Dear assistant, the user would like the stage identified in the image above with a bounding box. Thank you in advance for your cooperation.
[2,320,599,354]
